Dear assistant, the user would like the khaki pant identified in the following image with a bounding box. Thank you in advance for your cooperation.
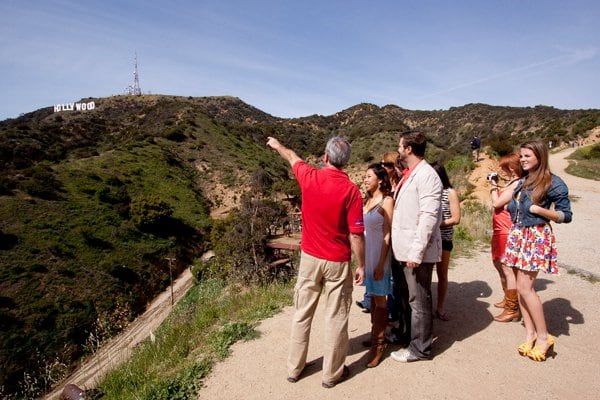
[287,252,353,385]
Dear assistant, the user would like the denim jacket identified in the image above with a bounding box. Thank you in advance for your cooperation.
[507,175,572,227]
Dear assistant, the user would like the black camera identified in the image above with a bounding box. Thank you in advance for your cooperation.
[486,172,498,182]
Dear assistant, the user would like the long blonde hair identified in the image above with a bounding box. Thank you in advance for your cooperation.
[520,140,551,204]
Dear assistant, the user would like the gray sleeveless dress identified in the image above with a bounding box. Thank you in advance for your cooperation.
[364,201,392,296]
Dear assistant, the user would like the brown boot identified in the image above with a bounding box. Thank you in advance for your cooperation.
[494,289,520,322]
[494,282,507,308]
[366,303,387,368]
[361,303,375,348]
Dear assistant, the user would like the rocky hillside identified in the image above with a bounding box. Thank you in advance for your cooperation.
[0,95,598,397]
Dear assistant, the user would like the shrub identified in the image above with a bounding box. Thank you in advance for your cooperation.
[0,231,18,250]
[587,143,600,159]
[107,264,139,284]
[96,185,130,205]
[486,134,517,157]
[359,149,373,163]
[453,200,491,256]
[164,126,187,142]
[191,257,229,282]
[21,166,63,199]
[0,175,15,195]
[129,195,174,227]
[210,322,257,359]
[209,194,288,283]
[272,179,300,202]
[142,360,210,400]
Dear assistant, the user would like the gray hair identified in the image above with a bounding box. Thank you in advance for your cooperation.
[325,136,351,168]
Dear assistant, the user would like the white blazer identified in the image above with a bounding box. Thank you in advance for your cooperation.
[391,161,443,264]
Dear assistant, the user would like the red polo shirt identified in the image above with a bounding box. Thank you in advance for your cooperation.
[293,161,364,262]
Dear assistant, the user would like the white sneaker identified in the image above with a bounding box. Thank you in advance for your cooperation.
[390,349,420,363]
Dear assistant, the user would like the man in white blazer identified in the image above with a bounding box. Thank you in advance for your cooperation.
[390,131,442,362]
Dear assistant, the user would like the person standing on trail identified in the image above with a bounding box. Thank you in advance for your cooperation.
[502,140,572,362]
[361,163,394,368]
[488,153,524,323]
[471,135,481,162]
[430,161,461,321]
[390,131,442,363]
[267,136,365,388]
[356,152,401,316]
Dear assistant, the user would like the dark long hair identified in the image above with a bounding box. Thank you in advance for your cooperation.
[430,161,452,189]
[366,163,392,199]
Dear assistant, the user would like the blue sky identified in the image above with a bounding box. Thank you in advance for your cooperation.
[1,0,599,121]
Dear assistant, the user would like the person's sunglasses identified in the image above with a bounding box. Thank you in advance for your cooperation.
[381,162,394,167]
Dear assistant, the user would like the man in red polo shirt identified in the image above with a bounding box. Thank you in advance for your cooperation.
[267,136,365,389]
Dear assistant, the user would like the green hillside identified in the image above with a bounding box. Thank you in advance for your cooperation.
[0,95,288,396]
[1,95,599,397]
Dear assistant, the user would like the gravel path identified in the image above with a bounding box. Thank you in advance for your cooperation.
[199,147,600,400]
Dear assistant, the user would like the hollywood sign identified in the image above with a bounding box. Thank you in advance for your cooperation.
[54,101,96,112]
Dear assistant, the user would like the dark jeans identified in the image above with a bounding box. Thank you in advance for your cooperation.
[403,261,434,359]
[388,258,411,346]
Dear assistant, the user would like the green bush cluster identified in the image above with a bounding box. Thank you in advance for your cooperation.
[589,144,600,159]
[210,322,257,359]
[571,143,600,160]
[20,165,63,199]
[485,134,519,157]
[0,175,15,194]
[164,125,187,142]
[129,195,174,228]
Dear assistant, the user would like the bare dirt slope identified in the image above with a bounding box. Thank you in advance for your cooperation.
[199,147,600,400]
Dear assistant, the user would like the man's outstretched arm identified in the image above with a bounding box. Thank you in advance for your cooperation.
[267,137,302,167]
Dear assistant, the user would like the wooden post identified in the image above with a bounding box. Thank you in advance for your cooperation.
[165,257,176,306]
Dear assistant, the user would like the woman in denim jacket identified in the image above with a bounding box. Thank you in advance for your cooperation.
[501,140,572,362]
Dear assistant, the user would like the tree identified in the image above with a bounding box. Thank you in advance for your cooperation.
[211,193,287,283]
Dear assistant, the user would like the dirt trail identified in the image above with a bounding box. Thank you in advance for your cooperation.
[199,146,600,400]
[45,268,194,400]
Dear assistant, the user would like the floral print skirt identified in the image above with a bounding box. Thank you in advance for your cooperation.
[501,223,558,275]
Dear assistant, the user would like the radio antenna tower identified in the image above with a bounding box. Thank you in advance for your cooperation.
[126,53,142,95]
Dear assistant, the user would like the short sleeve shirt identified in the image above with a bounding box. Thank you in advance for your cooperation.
[293,161,364,262]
